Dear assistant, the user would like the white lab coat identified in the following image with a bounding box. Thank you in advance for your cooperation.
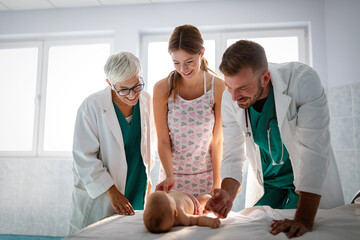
[69,86,155,234]
[221,62,344,209]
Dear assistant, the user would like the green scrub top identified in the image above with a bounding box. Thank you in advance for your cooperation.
[249,86,299,209]
[113,101,147,210]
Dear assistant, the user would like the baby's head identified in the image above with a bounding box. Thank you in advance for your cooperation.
[143,191,177,233]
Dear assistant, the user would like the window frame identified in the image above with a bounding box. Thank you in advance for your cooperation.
[39,38,113,157]
[140,25,310,93]
[220,27,309,66]
[0,36,113,158]
[0,41,43,157]
[140,33,171,92]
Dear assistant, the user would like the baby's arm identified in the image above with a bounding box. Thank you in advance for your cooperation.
[190,215,221,228]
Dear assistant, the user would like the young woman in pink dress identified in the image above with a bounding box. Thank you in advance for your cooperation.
[153,24,226,196]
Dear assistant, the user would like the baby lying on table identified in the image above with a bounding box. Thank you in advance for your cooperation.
[143,191,221,233]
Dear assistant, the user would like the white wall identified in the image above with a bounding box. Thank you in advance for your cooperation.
[324,0,360,205]
[0,0,328,84]
[325,0,360,87]
[2,0,359,84]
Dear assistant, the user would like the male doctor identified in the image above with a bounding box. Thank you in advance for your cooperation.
[205,40,344,238]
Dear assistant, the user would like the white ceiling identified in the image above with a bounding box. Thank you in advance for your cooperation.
[0,0,207,11]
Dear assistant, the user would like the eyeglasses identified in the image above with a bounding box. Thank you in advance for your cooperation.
[111,77,145,96]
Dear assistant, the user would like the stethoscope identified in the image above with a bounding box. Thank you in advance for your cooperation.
[245,101,284,166]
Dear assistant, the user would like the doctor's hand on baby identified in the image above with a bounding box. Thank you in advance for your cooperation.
[106,185,135,216]
[205,189,233,219]
[155,176,175,192]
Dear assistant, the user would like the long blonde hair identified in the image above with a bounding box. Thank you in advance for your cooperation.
[167,24,216,101]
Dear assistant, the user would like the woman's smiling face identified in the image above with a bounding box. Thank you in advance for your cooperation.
[170,49,203,80]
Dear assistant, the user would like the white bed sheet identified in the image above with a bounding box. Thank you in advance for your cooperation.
[65,204,360,240]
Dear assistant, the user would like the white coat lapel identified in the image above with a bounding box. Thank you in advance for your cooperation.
[101,87,124,148]
[273,83,291,136]
[235,99,263,187]
[139,94,148,137]
[139,94,148,161]
[271,69,297,156]
[237,101,264,206]
[237,104,247,134]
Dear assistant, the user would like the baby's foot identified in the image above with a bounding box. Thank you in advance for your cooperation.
[210,218,221,228]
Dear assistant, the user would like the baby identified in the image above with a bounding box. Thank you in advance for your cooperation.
[143,191,221,233]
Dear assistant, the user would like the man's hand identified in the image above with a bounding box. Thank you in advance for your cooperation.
[205,189,233,218]
[205,178,240,218]
[270,191,321,238]
[106,185,135,215]
[270,218,311,238]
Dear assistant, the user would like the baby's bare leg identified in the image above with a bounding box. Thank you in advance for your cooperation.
[196,216,221,228]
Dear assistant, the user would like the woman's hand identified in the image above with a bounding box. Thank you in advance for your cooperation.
[106,185,135,215]
[155,176,174,192]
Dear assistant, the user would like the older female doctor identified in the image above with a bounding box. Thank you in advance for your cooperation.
[69,52,155,234]
[205,40,344,238]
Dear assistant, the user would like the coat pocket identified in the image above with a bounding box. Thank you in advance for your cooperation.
[69,187,94,234]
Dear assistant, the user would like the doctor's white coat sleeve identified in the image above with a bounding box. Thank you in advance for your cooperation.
[291,65,332,196]
[220,90,247,185]
[72,102,114,199]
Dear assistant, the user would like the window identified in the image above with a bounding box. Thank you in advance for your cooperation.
[0,43,40,153]
[222,28,308,64]
[141,27,309,95]
[142,35,216,94]
[0,38,112,157]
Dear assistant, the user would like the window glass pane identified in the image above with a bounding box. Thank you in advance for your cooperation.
[44,43,110,151]
[147,40,215,95]
[227,37,299,63]
[147,42,172,94]
[204,40,216,73]
[0,47,38,151]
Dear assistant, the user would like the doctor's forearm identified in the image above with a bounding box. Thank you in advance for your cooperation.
[294,191,321,229]
[221,178,241,201]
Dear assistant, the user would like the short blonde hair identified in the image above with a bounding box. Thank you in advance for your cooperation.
[104,52,142,84]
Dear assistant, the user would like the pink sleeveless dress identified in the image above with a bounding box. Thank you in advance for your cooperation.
[161,72,215,197]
